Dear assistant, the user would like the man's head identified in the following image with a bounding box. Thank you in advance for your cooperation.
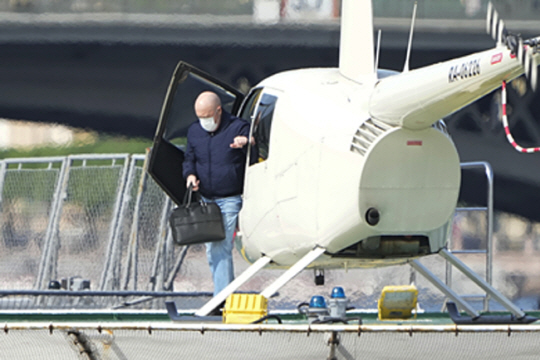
[194,91,222,132]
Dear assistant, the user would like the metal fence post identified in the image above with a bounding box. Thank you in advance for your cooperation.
[120,153,149,291]
[0,160,7,207]
[35,157,69,290]
[149,196,172,292]
[96,154,131,291]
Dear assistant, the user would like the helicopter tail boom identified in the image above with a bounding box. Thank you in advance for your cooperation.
[369,46,528,130]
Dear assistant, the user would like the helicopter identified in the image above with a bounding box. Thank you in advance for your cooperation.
[149,0,540,321]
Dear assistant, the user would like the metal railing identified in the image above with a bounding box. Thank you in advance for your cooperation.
[446,161,494,312]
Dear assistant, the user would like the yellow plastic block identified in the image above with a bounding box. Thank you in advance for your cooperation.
[378,285,418,320]
[223,294,268,324]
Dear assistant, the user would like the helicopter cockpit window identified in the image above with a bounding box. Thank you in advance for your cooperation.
[251,93,277,163]
[239,88,263,122]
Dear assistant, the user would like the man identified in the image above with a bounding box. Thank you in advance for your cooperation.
[183,91,250,297]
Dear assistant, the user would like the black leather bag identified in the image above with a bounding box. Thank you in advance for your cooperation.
[169,186,225,246]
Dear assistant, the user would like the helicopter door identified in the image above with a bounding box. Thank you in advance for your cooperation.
[237,88,280,238]
[148,62,244,205]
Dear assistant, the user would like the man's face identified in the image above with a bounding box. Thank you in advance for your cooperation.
[197,106,222,132]
[197,106,221,125]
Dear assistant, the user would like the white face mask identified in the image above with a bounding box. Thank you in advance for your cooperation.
[199,116,218,132]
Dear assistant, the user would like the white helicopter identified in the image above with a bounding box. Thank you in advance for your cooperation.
[150,0,540,321]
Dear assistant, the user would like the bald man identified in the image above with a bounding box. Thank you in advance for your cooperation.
[183,91,250,300]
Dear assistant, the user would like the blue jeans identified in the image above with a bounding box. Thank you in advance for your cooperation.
[202,195,242,296]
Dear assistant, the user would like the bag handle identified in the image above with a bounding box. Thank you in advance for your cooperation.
[183,183,204,208]
[183,184,193,208]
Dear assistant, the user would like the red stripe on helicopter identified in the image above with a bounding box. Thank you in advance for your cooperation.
[407,140,422,146]
[491,53,503,64]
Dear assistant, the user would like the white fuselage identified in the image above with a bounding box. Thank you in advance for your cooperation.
[235,0,538,270]
[238,68,461,268]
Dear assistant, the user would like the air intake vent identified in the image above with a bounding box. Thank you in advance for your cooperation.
[350,119,393,156]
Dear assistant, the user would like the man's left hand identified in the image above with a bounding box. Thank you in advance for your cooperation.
[230,136,248,148]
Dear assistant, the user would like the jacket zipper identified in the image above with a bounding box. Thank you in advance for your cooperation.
[207,132,213,194]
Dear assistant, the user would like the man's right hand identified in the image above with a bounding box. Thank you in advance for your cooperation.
[186,174,200,191]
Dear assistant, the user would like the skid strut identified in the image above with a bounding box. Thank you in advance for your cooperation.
[410,249,537,324]
[194,247,326,318]
[195,256,272,317]
[439,249,526,318]
[261,247,326,299]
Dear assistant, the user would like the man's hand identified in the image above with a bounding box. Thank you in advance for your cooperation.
[186,174,200,191]
[230,136,248,149]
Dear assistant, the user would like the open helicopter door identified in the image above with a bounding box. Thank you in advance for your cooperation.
[148,62,244,204]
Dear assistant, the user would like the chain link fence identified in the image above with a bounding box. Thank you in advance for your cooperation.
[0,156,65,291]
[0,153,208,310]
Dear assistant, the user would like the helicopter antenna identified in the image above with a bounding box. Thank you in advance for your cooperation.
[375,29,382,72]
[403,1,418,73]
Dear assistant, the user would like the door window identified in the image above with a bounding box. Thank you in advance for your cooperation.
[148,62,244,205]
[245,92,278,164]
[239,88,263,122]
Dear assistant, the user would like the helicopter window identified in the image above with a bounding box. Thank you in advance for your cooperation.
[251,93,277,162]
[163,71,239,142]
[239,88,263,121]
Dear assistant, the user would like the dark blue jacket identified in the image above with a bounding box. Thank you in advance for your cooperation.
[183,111,250,198]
